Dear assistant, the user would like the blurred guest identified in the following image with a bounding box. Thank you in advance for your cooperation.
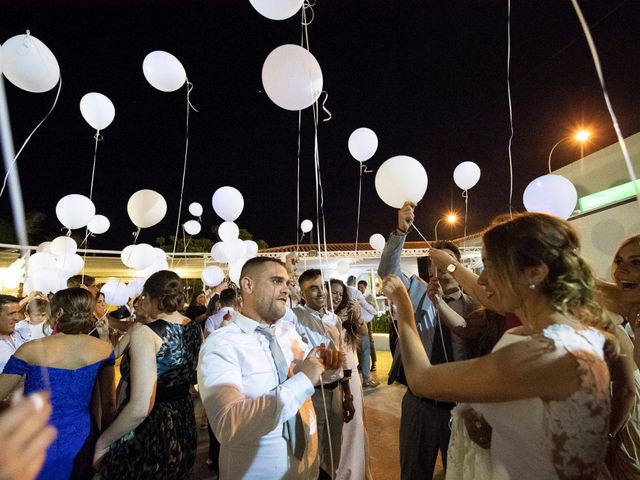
[17,298,52,341]
[0,295,30,376]
[186,290,208,324]
[204,288,238,338]
[357,280,378,372]
[0,288,115,480]
[67,274,99,298]
[95,271,202,478]
[347,275,378,388]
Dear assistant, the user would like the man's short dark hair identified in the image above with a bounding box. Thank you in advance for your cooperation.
[239,257,287,281]
[346,275,356,286]
[67,274,96,288]
[220,288,237,306]
[0,294,19,310]
[357,280,367,288]
[432,240,461,262]
[298,269,322,288]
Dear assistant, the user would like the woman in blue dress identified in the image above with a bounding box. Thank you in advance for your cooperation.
[94,270,202,479]
[0,288,115,480]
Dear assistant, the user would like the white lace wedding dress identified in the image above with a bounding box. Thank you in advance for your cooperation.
[449,324,611,479]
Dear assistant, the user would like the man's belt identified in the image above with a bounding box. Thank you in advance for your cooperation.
[314,380,340,391]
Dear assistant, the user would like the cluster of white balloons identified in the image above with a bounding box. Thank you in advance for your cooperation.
[120,244,169,278]
[56,194,111,236]
[375,155,428,208]
[101,278,145,306]
[24,237,84,294]
[1,32,60,93]
[523,174,578,220]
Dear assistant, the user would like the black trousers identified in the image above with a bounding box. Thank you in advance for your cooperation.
[207,423,220,469]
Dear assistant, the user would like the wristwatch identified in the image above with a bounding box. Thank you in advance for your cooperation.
[446,263,457,273]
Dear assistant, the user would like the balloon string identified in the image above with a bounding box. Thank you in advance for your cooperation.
[462,190,469,249]
[0,73,62,199]
[354,164,363,253]
[506,0,514,218]
[296,109,302,254]
[302,0,315,26]
[570,0,639,205]
[89,131,102,201]
[132,228,141,244]
[186,81,199,112]
[171,78,194,268]
[412,224,432,248]
[320,91,332,122]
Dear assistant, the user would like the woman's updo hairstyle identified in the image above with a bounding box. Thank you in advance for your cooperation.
[50,288,95,334]
[482,212,612,333]
[143,270,186,313]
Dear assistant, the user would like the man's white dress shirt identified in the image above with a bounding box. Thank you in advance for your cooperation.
[0,324,29,373]
[348,286,377,323]
[198,313,319,479]
[204,306,235,336]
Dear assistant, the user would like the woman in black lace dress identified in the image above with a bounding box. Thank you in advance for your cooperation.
[94,270,203,479]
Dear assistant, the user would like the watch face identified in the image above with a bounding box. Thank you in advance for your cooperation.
[446,263,456,273]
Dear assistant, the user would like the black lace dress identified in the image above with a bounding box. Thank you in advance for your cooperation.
[100,320,202,479]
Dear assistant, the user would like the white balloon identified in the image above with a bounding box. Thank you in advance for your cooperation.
[101,280,130,306]
[369,233,386,252]
[87,214,110,235]
[336,260,350,275]
[523,174,578,220]
[127,189,167,229]
[2,33,60,93]
[142,51,186,92]
[244,240,259,259]
[201,266,225,287]
[188,202,203,217]
[0,43,3,72]
[375,155,428,209]
[27,252,57,271]
[56,194,96,230]
[218,221,239,242]
[348,128,378,162]
[249,0,303,20]
[300,219,313,233]
[212,186,244,221]
[50,236,77,256]
[262,44,323,111]
[136,258,168,278]
[29,268,64,294]
[121,243,156,270]
[228,261,244,285]
[211,242,229,263]
[224,238,247,263]
[55,254,84,276]
[183,220,201,236]
[35,242,52,254]
[79,92,115,131]
[453,161,481,190]
[127,278,145,297]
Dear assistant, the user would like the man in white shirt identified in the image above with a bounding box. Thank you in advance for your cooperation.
[0,295,29,375]
[198,257,340,479]
[347,276,379,388]
[204,288,237,337]
[287,269,355,479]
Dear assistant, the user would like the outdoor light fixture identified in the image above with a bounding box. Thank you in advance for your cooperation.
[548,129,592,173]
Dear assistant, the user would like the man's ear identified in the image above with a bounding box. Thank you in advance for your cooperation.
[239,276,253,294]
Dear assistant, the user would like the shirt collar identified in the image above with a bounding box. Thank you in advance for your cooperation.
[234,312,277,334]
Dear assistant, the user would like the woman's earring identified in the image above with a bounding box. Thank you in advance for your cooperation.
[528,283,536,290]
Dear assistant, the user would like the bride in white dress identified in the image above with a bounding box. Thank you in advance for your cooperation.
[383,212,631,479]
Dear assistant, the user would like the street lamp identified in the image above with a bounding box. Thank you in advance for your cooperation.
[434,213,458,241]
[548,129,591,173]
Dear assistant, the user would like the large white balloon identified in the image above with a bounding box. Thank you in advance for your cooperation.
[27,252,56,271]
[523,174,578,220]
[56,194,96,230]
[348,128,378,162]
[127,189,167,229]
[262,44,323,111]
[35,241,52,253]
[453,161,481,190]
[50,236,78,256]
[201,266,225,287]
[79,92,115,131]
[127,278,145,297]
[224,238,247,263]
[249,0,303,20]
[212,186,244,221]
[55,254,84,276]
[244,240,259,259]
[218,221,239,242]
[101,280,130,306]
[121,243,156,270]
[188,202,203,217]
[369,233,386,252]
[29,268,65,295]
[375,156,428,208]
[228,261,244,285]
[142,51,186,92]
[87,215,110,235]
[300,219,313,233]
[2,33,60,93]
[183,220,201,236]
[211,242,229,263]
[336,261,350,275]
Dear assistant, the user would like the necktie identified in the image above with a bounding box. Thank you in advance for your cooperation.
[256,326,305,459]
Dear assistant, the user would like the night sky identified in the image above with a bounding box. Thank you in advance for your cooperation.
[1,0,638,250]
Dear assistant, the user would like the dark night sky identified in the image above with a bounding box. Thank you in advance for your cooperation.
[0,0,638,250]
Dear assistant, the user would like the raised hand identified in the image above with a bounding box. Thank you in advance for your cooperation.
[397,202,416,234]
